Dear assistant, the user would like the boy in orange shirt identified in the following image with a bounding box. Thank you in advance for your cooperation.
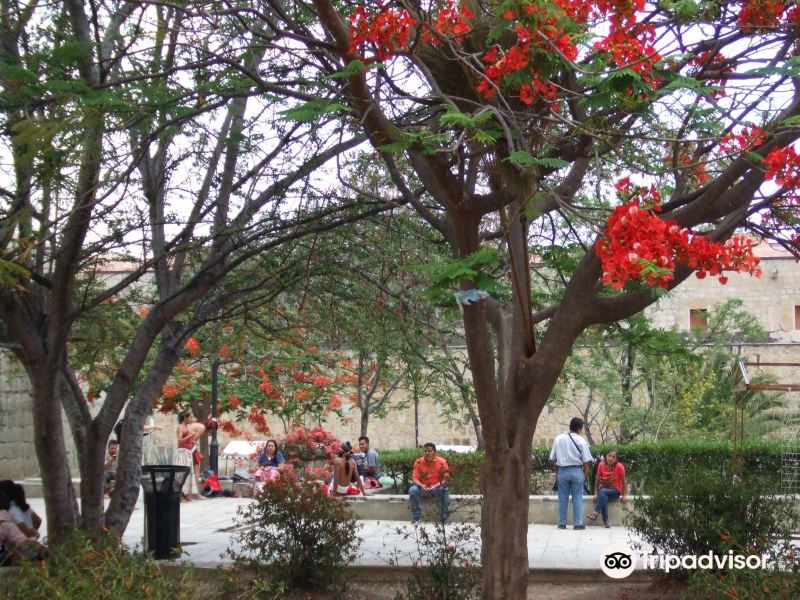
[409,443,450,524]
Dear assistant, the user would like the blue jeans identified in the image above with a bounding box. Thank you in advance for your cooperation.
[408,485,450,522]
[557,466,585,527]
[594,488,621,523]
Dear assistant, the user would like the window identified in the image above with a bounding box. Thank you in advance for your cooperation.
[689,309,708,332]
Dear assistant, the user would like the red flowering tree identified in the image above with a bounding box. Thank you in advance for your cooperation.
[153,324,351,439]
[242,1,800,597]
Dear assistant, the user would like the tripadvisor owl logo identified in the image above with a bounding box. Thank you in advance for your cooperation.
[600,544,636,579]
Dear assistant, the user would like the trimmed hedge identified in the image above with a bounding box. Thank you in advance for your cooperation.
[380,440,787,495]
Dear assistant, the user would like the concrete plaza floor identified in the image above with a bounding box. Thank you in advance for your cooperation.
[28,496,646,573]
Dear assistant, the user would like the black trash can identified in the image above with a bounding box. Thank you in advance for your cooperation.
[141,465,190,560]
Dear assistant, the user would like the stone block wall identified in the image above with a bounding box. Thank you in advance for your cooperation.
[0,353,39,480]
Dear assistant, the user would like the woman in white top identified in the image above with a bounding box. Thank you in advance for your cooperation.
[9,483,41,538]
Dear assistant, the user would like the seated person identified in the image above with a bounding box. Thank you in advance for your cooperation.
[104,439,118,496]
[332,441,366,497]
[252,439,287,494]
[355,436,381,480]
[0,490,39,563]
[8,484,41,539]
[409,443,450,524]
[587,449,628,528]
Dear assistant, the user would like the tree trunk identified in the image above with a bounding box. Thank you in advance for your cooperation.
[78,429,107,531]
[359,406,369,438]
[469,408,485,451]
[480,447,531,600]
[30,375,79,537]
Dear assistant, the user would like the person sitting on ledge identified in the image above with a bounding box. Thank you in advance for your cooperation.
[355,436,381,479]
[0,490,40,565]
[587,449,628,528]
[8,483,41,540]
[408,443,450,524]
[332,441,366,497]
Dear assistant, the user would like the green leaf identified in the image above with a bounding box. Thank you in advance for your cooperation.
[328,59,371,79]
[473,128,502,144]
[52,41,93,65]
[440,107,475,128]
[533,157,570,169]
[282,99,351,123]
[745,151,763,163]
[505,150,537,165]
[503,152,569,169]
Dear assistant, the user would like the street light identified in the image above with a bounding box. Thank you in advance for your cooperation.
[210,360,219,474]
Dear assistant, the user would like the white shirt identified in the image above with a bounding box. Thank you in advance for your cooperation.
[9,502,34,530]
[549,432,592,466]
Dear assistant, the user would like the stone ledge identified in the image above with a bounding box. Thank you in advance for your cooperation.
[343,494,635,525]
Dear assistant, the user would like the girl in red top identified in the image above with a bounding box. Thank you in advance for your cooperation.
[587,449,628,527]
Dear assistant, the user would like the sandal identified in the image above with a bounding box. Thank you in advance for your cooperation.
[586,511,598,521]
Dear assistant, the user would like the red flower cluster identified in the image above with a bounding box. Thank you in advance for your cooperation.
[719,126,766,154]
[691,51,733,96]
[476,2,585,106]
[326,394,343,413]
[671,148,709,188]
[597,190,761,289]
[247,405,270,434]
[348,6,416,62]
[424,1,473,44]
[283,425,339,462]
[258,370,281,399]
[186,337,200,357]
[227,394,241,409]
[762,146,800,198]
[158,399,178,414]
[738,0,785,31]
[219,419,242,436]
[593,22,661,89]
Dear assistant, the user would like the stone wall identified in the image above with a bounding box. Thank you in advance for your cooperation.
[644,241,800,341]
[0,353,39,480]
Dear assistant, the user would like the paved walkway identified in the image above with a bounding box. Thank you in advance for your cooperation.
[28,497,644,571]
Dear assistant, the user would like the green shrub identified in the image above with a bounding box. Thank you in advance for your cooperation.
[587,439,784,494]
[391,521,481,600]
[688,568,800,600]
[226,473,360,594]
[628,465,799,570]
[0,529,196,600]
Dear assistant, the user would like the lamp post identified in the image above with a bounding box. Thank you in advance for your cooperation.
[210,360,219,474]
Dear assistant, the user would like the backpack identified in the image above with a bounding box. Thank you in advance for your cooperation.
[203,474,223,497]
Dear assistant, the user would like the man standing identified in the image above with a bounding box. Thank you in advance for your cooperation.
[104,439,119,496]
[549,417,593,530]
[356,436,381,479]
[409,443,450,524]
